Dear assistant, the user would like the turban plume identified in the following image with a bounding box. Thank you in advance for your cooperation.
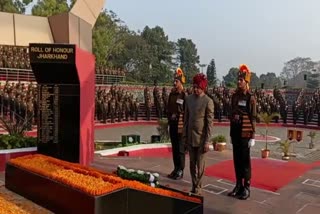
[174,68,186,84]
[238,64,251,83]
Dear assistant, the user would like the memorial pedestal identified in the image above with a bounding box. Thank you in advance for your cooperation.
[5,163,203,214]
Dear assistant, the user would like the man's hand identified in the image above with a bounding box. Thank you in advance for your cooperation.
[184,143,189,153]
[248,139,255,148]
[203,143,210,153]
[171,114,176,120]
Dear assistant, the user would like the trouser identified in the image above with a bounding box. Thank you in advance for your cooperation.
[189,146,206,191]
[169,123,185,172]
[231,137,251,181]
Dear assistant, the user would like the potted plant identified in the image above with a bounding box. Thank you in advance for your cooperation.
[307,131,316,149]
[278,140,291,160]
[258,112,280,158]
[211,135,227,151]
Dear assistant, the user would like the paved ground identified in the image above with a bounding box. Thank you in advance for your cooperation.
[0,124,320,214]
[93,151,320,214]
[93,124,320,214]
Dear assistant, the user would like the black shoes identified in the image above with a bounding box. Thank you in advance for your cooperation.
[167,170,183,180]
[228,180,250,200]
[227,183,243,197]
[238,187,250,200]
[238,180,250,200]
[167,170,176,178]
[173,170,183,180]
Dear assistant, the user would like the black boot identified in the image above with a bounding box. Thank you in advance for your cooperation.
[172,170,183,180]
[167,169,177,178]
[238,180,250,200]
[227,180,243,197]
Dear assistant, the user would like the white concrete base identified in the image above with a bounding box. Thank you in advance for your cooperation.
[0,147,37,154]
[95,143,215,156]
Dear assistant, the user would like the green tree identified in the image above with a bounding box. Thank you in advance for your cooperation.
[176,38,200,83]
[140,26,175,83]
[119,33,153,83]
[260,72,281,89]
[206,59,217,86]
[93,10,128,67]
[31,0,70,16]
[0,0,32,14]
[223,67,239,88]
[281,57,316,81]
[249,72,260,89]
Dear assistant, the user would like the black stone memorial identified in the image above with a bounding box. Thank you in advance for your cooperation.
[29,43,95,165]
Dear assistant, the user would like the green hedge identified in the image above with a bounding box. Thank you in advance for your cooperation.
[0,135,37,150]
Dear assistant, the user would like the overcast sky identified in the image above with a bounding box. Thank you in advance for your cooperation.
[106,0,320,79]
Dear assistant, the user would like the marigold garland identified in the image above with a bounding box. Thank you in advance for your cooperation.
[9,154,201,203]
[0,186,52,214]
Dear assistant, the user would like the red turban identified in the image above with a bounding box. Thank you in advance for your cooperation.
[193,73,208,90]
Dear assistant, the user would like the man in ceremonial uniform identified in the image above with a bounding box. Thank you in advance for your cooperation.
[167,68,187,180]
[183,73,214,195]
[228,64,256,200]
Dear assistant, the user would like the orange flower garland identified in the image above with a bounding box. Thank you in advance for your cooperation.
[9,155,201,203]
[0,186,52,214]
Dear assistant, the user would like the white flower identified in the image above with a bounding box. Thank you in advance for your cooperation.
[150,183,155,188]
[119,165,126,170]
[127,169,135,173]
[149,174,155,182]
[153,173,159,178]
[137,170,144,175]
[146,172,151,174]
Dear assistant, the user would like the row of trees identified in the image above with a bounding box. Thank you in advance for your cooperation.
[1,0,217,84]
[222,57,320,89]
[1,1,318,88]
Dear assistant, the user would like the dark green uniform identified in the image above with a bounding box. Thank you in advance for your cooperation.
[229,89,256,200]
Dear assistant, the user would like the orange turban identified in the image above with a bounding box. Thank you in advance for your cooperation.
[238,64,251,83]
[174,68,186,84]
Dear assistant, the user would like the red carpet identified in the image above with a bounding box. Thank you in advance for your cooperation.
[312,161,320,168]
[205,158,313,192]
[109,147,173,158]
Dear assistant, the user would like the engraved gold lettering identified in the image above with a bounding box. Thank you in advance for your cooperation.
[31,47,44,53]
[37,53,68,60]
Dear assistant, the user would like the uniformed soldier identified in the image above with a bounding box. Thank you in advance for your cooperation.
[102,97,109,123]
[109,98,116,123]
[26,98,34,130]
[145,97,152,121]
[117,99,123,122]
[133,98,140,121]
[124,98,131,121]
[162,87,168,115]
[228,64,256,200]
[167,68,187,180]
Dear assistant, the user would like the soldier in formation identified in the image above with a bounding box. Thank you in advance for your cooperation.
[0,81,36,129]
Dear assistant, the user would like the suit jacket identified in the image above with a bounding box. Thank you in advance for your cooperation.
[183,94,214,147]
